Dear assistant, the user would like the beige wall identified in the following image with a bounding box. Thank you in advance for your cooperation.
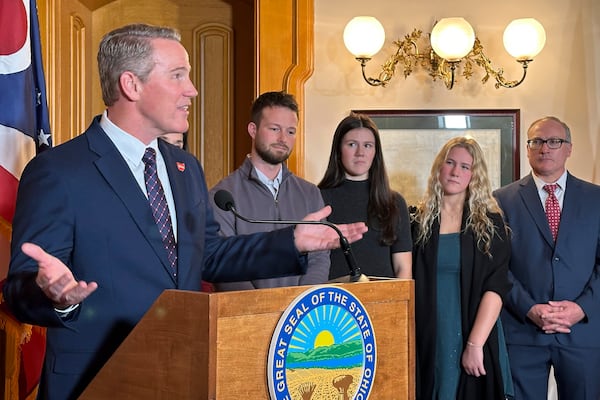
[304,0,600,186]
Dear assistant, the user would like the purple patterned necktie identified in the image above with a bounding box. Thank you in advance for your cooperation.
[543,184,560,242]
[142,148,177,272]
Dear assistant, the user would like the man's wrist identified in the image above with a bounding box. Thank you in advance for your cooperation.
[54,303,80,314]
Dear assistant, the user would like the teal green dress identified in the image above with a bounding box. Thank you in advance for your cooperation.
[433,233,462,400]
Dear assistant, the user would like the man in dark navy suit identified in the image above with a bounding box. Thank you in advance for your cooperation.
[2,23,366,400]
[494,116,600,399]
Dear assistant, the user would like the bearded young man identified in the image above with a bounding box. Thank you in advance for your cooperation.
[209,91,330,290]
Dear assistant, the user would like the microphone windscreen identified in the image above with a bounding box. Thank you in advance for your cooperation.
[214,190,235,211]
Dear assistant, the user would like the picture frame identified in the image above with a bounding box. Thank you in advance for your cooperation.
[353,109,520,205]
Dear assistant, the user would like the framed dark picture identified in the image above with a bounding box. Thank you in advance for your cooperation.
[353,109,520,205]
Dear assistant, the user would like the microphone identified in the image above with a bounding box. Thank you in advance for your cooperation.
[213,189,366,283]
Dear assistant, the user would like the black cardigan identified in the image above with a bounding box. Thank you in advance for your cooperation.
[411,209,512,400]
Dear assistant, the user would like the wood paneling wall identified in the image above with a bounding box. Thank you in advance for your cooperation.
[37,0,314,180]
[256,0,314,176]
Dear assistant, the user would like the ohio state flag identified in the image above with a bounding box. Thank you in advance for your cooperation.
[0,3,50,395]
[0,0,52,227]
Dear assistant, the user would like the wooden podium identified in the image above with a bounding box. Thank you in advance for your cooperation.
[80,279,414,399]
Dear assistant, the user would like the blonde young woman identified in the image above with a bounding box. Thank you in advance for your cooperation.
[411,137,512,400]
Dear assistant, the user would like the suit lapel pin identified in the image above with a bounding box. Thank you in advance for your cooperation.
[176,162,185,172]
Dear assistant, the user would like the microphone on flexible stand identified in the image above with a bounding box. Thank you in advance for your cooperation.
[213,189,368,283]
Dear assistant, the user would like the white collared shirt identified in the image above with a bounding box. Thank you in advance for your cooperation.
[531,170,568,211]
[254,164,282,199]
[99,111,178,239]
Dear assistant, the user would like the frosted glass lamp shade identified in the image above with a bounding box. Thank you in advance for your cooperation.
[343,16,386,58]
[430,17,475,61]
[503,18,546,60]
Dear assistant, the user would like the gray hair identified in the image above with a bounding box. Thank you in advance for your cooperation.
[98,24,181,106]
[528,116,572,143]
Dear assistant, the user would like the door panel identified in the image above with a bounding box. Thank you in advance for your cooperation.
[38,0,312,183]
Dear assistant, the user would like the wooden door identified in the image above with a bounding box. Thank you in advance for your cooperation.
[37,0,313,184]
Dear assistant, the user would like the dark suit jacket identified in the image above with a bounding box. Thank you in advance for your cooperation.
[2,116,307,400]
[494,173,600,348]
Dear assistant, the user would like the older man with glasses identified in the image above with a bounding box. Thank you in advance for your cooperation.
[493,116,600,400]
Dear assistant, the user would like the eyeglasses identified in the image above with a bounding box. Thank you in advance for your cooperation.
[526,138,570,150]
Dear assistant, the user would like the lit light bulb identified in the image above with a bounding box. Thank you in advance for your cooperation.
[503,18,546,60]
[430,17,475,61]
[343,16,386,59]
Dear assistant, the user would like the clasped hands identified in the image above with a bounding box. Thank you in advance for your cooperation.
[527,301,585,334]
[461,299,587,376]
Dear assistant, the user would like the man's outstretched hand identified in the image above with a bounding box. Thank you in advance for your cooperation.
[293,206,368,253]
[22,242,98,309]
